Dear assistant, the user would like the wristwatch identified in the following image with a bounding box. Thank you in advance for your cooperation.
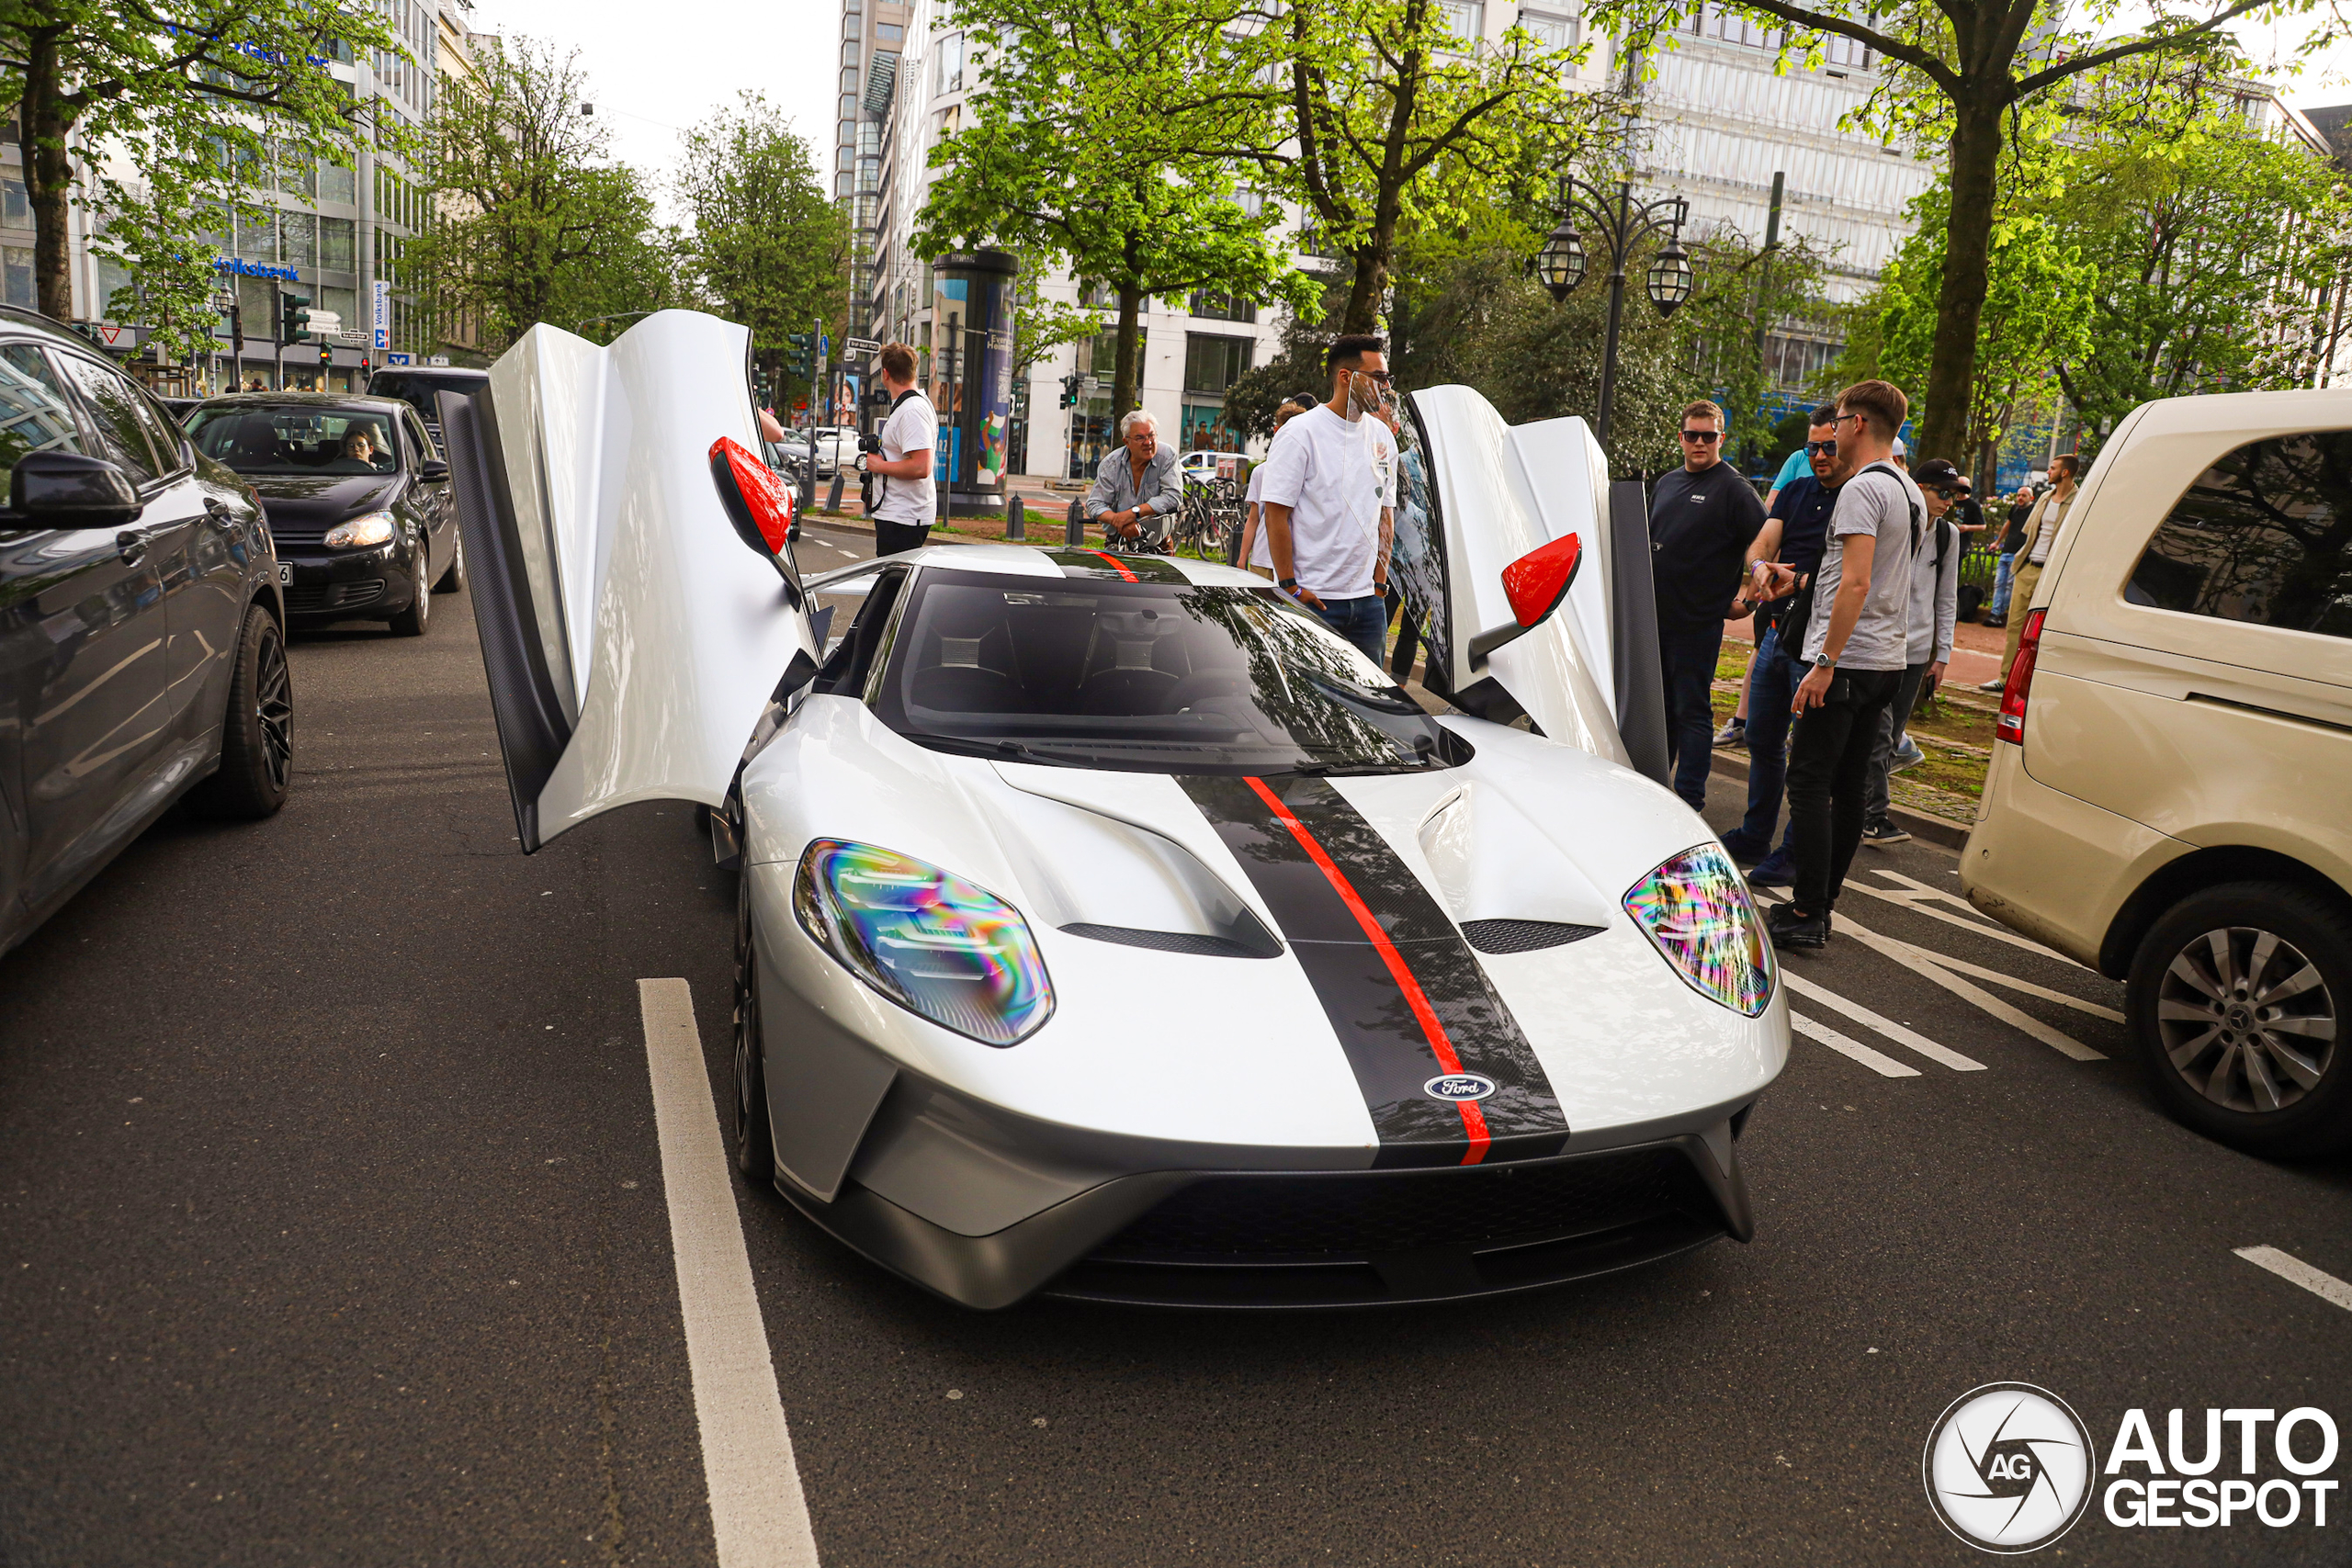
[1278,576,1298,591]
[1814,653,1839,671]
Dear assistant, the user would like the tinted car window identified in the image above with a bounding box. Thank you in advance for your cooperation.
[0,344,86,502]
[368,370,484,427]
[187,405,399,476]
[54,352,161,480]
[2129,432,2352,640]
[125,384,186,473]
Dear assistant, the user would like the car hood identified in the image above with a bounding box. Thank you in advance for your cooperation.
[244,471,404,534]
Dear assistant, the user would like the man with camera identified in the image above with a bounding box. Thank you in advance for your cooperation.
[857,342,939,557]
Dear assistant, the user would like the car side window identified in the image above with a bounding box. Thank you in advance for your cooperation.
[52,351,162,482]
[125,384,187,474]
[402,407,436,462]
[2128,431,2352,640]
[0,343,87,506]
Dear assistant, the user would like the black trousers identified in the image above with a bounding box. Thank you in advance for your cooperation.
[1657,620,1726,813]
[875,518,933,556]
[1785,667,1903,915]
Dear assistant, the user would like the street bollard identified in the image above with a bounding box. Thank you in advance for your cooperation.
[1065,498,1083,546]
[826,471,844,513]
[1005,491,1025,540]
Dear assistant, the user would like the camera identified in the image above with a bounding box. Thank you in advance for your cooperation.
[857,432,882,455]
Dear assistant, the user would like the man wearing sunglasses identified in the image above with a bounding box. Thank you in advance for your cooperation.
[1256,334,1396,666]
[1647,399,1767,812]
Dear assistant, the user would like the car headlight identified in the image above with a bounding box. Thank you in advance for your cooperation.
[322,511,397,548]
[793,838,1054,1046]
[1623,843,1773,1016]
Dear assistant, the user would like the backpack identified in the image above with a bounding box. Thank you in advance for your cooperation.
[1779,462,1920,659]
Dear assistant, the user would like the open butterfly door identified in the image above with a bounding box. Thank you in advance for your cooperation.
[438,311,817,852]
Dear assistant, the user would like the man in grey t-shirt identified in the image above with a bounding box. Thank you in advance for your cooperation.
[1765,379,1925,952]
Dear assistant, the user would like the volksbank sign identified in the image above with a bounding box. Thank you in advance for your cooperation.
[214,257,300,283]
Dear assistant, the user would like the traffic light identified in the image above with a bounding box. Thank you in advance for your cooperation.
[278,291,311,343]
[1058,373,1080,410]
[319,343,332,367]
[784,332,814,380]
[360,357,372,374]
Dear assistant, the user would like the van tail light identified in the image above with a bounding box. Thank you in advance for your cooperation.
[1996,608,2045,746]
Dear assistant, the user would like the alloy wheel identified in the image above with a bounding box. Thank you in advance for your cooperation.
[2156,925,2338,1113]
[254,622,293,792]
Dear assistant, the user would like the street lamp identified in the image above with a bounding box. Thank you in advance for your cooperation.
[1532,175,1691,446]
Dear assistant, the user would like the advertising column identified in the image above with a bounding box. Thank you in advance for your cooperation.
[933,250,1018,513]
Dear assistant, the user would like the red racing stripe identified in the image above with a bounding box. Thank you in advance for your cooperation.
[1243,774,1492,1165]
[1087,550,1139,582]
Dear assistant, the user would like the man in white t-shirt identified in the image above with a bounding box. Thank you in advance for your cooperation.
[857,341,939,557]
[1240,396,1317,576]
[1254,333,1395,667]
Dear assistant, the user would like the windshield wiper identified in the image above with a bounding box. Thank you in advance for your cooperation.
[898,732,1088,767]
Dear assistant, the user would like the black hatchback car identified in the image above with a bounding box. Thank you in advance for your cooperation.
[184,393,461,635]
[0,308,289,956]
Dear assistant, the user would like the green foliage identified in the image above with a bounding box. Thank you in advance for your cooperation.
[1677,226,1834,471]
[675,93,848,402]
[403,38,678,355]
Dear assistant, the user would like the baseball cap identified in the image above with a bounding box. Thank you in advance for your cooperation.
[1891,436,1908,457]
[1913,457,1962,487]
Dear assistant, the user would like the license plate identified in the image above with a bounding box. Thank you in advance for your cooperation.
[277,562,292,585]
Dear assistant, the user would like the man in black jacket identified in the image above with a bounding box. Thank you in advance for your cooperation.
[1648,399,1768,812]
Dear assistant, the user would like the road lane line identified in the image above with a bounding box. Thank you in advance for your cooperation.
[1873,942,2125,1022]
[638,978,822,1568]
[1792,1012,1921,1077]
[1781,972,1984,1071]
[1845,879,2094,969]
[2235,1246,2352,1313]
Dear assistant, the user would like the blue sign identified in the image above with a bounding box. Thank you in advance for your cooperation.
[215,257,300,282]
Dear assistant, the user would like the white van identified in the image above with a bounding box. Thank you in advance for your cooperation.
[1962,389,2351,1157]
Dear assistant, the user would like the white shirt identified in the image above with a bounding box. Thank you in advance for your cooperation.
[1370,418,1398,508]
[1253,405,1385,600]
[1245,463,1272,568]
[873,390,936,526]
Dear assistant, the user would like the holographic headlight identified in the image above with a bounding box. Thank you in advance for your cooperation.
[1622,843,1773,1016]
[792,839,1054,1046]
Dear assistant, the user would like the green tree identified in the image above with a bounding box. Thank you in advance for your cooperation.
[914,0,1316,421]
[404,38,673,355]
[0,0,400,321]
[675,92,848,402]
[1585,0,2312,465]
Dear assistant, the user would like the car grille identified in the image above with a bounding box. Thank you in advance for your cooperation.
[285,579,385,615]
[1460,919,1605,954]
[270,523,331,547]
[1047,1144,1729,1308]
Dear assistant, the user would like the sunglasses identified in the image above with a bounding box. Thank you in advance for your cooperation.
[1680,429,1722,443]
[1928,486,1959,500]
[1805,439,1838,457]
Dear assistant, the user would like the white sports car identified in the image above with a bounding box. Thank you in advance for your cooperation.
[444,312,1788,1310]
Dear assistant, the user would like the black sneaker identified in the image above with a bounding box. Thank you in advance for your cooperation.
[1766,903,1829,950]
[1860,819,1911,846]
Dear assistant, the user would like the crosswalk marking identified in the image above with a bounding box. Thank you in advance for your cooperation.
[2235,1247,2352,1314]
[1878,942,2125,1022]
[1792,1012,1920,1077]
[1780,971,1985,1071]
[1847,875,2094,969]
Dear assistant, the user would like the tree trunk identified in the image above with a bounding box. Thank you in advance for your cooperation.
[1110,279,1143,426]
[21,27,78,322]
[1920,100,2005,466]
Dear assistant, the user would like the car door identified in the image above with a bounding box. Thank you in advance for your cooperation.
[399,405,453,571]
[441,313,820,851]
[3,343,180,911]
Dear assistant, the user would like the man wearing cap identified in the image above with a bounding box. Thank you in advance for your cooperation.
[1860,457,1963,845]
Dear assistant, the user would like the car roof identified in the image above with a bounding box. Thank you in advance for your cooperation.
[831,542,1265,589]
[0,304,137,357]
[370,366,487,381]
[189,391,412,414]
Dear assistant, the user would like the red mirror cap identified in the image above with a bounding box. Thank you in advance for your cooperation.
[1503,532,1582,629]
[708,436,794,557]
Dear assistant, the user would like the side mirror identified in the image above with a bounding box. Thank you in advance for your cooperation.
[708,435,803,607]
[1466,532,1582,667]
[417,457,451,481]
[10,449,140,526]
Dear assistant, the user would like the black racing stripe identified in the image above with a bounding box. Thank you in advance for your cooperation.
[1181,773,1569,1166]
[1042,547,1192,584]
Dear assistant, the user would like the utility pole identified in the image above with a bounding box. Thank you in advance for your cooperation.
[1752,171,1785,469]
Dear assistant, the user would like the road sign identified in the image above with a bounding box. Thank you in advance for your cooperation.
[845,336,881,354]
[302,310,343,338]
[371,278,391,352]
[428,355,449,367]
[386,351,413,367]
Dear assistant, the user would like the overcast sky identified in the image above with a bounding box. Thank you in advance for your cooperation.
[467,0,2352,209]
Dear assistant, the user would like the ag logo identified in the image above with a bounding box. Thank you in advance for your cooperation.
[1423,1072,1495,1101]
[1923,1383,2095,1553]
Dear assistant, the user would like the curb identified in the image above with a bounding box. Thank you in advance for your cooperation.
[1708,746,1974,852]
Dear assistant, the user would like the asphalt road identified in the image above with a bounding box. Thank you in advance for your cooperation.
[3,521,2346,1567]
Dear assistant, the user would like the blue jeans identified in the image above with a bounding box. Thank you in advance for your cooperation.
[1657,620,1724,812]
[1735,625,1803,852]
[1316,594,1387,669]
[1988,551,2018,617]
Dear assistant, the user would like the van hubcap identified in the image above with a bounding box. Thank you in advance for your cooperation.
[2157,926,2337,1113]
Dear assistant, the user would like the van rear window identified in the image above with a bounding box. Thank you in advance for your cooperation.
[2128,432,2352,639]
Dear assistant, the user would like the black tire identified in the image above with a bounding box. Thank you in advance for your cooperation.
[431,528,465,593]
[732,875,777,1180]
[388,547,431,637]
[190,603,292,819]
[2128,881,2351,1159]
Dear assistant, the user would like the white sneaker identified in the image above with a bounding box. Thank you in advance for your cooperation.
[1890,737,1926,773]
[1977,677,2007,693]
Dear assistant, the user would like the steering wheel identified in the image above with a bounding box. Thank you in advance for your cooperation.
[1164,671,1250,714]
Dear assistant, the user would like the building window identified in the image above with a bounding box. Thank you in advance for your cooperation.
[935,31,965,95]
[1183,333,1251,396]
[1437,0,1484,46]
[1189,289,1256,323]
[2,246,31,308]
[842,11,860,36]
[2128,432,2352,638]
[280,210,316,270]
[320,217,356,272]
[1520,9,1578,50]
[2,177,27,229]
[234,206,276,263]
[876,22,903,40]
[320,159,356,206]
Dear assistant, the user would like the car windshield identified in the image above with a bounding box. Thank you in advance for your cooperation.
[187,405,399,476]
[870,567,1470,775]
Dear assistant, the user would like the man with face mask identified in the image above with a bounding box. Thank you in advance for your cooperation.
[1255,333,1395,666]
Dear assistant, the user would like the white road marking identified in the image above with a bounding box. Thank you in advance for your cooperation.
[1847,876,2093,969]
[1780,971,1985,1071]
[1792,1012,1921,1077]
[638,978,821,1568]
[1879,943,2125,1022]
[2235,1246,2352,1313]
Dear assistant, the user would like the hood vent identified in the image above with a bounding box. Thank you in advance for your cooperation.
[1061,922,1282,960]
[1461,919,1603,955]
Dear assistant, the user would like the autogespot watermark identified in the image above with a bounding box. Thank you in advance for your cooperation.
[1923,1385,2342,1554]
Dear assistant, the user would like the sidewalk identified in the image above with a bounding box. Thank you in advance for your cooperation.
[1722,610,2009,690]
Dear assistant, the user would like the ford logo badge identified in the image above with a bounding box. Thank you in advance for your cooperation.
[1424,1072,1496,1102]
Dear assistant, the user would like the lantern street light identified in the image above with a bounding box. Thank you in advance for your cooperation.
[1532,175,1691,446]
